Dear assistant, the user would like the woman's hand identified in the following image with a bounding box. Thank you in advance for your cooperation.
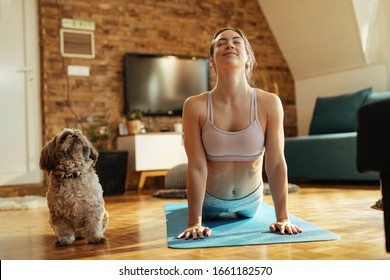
[269,219,302,234]
[177,224,212,240]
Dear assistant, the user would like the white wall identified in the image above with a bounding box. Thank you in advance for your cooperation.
[295,64,388,135]
[294,0,390,135]
[259,0,390,136]
[258,0,366,79]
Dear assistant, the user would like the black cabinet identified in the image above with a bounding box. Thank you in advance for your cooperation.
[95,150,128,196]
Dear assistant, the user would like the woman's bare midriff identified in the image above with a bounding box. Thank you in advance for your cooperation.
[205,159,262,200]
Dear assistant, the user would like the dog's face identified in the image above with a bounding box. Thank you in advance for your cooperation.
[40,128,98,174]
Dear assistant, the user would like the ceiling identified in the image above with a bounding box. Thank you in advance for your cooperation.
[257,0,381,79]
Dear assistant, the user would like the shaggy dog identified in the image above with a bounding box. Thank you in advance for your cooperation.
[40,128,109,247]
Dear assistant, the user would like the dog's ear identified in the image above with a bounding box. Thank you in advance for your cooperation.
[39,136,57,171]
[89,144,99,165]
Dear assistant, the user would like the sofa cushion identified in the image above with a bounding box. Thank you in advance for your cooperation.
[363,91,390,105]
[309,87,372,135]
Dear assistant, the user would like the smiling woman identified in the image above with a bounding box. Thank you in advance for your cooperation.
[209,27,257,87]
[177,27,302,241]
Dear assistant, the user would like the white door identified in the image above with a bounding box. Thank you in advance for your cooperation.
[0,0,42,186]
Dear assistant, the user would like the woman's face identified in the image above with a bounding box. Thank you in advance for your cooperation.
[211,30,249,70]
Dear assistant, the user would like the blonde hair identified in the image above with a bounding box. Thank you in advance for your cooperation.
[209,27,257,86]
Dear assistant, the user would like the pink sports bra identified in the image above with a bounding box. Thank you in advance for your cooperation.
[202,89,265,161]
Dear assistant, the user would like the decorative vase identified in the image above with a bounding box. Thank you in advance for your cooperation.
[127,120,141,134]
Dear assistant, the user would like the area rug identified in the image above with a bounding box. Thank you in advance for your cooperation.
[0,195,47,211]
[154,183,300,199]
[165,202,340,249]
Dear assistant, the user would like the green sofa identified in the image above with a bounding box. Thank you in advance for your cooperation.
[285,88,390,182]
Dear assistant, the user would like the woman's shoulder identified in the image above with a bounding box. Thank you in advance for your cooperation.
[183,91,208,118]
[254,88,284,117]
[184,91,208,108]
[254,88,282,105]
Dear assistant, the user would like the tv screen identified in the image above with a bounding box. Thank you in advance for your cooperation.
[124,53,210,116]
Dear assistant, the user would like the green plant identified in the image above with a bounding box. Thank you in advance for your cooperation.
[126,110,142,121]
[86,116,110,150]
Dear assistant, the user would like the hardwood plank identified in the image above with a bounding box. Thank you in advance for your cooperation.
[0,184,388,260]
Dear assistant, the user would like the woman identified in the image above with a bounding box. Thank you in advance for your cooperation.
[177,27,302,240]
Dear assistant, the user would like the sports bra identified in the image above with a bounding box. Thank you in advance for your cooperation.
[202,89,265,161]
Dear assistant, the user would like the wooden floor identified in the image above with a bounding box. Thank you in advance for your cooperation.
[0,183,389,260]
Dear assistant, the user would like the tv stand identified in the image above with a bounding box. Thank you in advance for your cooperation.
[117,132,187,192]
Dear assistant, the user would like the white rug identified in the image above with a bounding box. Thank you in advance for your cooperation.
[0,195,47,211]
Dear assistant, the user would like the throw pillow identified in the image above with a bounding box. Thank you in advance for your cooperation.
[309,87,372,135]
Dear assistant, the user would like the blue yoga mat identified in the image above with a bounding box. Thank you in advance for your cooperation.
[165,202,340,249]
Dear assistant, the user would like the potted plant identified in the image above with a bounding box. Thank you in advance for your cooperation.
[126,110,142,134]
[86,117,111,151]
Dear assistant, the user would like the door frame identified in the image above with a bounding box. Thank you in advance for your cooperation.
[24,0,42,184]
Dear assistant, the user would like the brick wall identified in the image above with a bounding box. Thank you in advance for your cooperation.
[39,0,297,148]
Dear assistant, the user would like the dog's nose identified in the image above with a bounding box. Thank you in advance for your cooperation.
[72,134,78,138]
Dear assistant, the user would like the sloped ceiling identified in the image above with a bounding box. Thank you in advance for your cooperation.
[258,0,369,79]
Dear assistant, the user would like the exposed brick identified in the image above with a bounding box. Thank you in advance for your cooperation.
[39,0,297,146]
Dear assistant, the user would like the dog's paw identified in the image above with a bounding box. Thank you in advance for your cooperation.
[75,235,85,241]
[87,236,107,244]
[55,238,75,247]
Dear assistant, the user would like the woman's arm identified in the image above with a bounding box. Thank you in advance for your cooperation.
[176,95,211,239]
[263,93,302,234]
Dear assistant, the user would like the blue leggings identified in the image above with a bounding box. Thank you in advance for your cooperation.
[202,183,263,219]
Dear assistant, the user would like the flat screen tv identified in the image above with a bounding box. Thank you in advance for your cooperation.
[124,53,210,116]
